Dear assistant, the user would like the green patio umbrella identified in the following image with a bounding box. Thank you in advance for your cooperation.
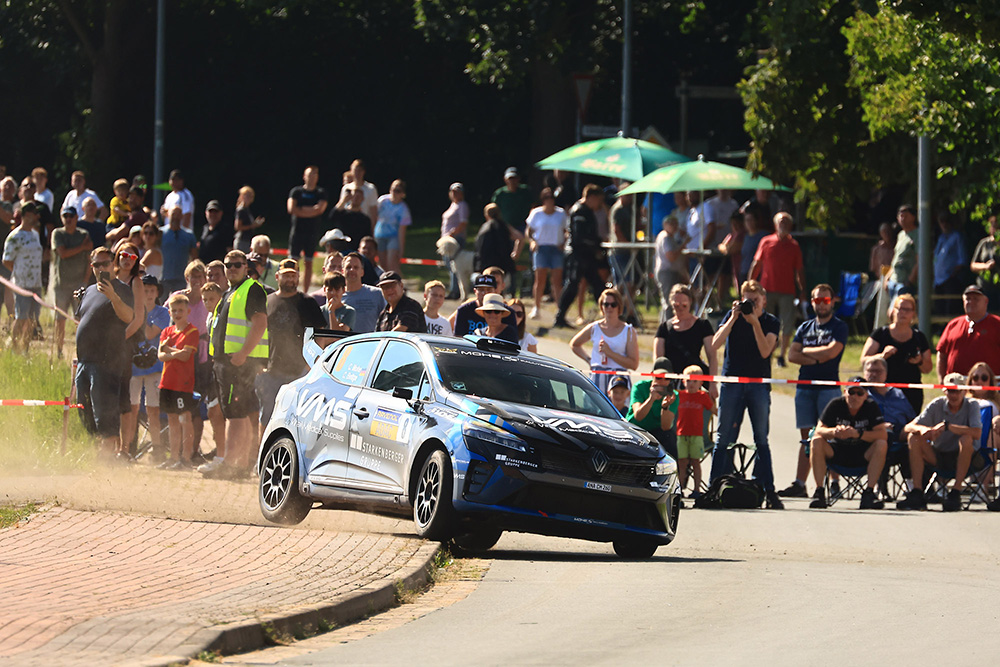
[617,155,790,196]
[536,136,691,182]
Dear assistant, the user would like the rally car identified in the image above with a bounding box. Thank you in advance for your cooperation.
[257,330,680,558]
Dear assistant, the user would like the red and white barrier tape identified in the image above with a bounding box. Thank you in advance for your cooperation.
[0,399,83,408]
[590,369,999,393]
[0,274,78,323]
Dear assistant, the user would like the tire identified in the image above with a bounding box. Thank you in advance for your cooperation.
[612,538,659,559]
[452,527,503,554]
[413,449,456,540]
[259,437,312,525]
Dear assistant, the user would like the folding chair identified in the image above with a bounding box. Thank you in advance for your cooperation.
[925,404,998,509]
[823,461,869,507]
[879,438,910,501]
[835,271,869,338]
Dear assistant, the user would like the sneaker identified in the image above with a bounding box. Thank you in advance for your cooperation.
[156,459,175,470]
[528,307,540,320]
[552,318,570,329]
[201,461,235,479]
[776,356,787,368]
[809,488,829,509]
[690,490,704,501]
[830,479,841,498]
[777,482,807,498]
[986,498,1000,512]
[942,488,963,512]
[925,485,947,505]
[765,491,785,510]
[859,488,884,510]
[896,488,927,511]
[198,457,225,474]
[166,459,193,472]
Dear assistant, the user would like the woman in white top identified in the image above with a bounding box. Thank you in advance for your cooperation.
[507,298,537,353]
[569,287,639,393]
[139,221,163,282]
[525,187,567,319]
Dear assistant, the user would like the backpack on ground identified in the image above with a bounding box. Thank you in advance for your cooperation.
[694,474,765,509]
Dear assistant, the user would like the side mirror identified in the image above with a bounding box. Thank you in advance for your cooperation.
[392,387,414,401]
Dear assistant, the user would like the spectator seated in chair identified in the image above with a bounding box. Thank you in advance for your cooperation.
[808,376,888,509]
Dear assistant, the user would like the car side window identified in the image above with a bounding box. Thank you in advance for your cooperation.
[372,341,426,395]
[328,340,381,386]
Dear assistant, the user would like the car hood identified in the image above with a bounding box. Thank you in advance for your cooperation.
[447,395,662,460]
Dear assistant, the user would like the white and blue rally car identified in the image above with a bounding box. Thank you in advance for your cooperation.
[257,330,680,558]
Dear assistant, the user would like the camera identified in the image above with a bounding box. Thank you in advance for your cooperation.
[132,345,159,370]
[739,299,755,315]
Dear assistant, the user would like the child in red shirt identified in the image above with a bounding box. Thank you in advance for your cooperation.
[676,364,717,497]
[157,293,199,469]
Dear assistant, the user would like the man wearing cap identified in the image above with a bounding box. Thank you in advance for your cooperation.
[491,168,533,293]
[51,205,93,357]
[3,201,44,353]
[61,170,106,220]
[375,271,427,333]
[160,206,198,295]
[341,251,385,333]
[287,165,329,291]
[450,273,517,342]
[259,259,326,426]
[441,182,469,299]
[626,357,679,458]
[808,378,888,510]
[199,200,233,264]
[329,187,368,254]
[206,249,268,479]
[897,374,982,511]
[935,284,1000,382]
[607,374,631,416]
[160,169,195,231]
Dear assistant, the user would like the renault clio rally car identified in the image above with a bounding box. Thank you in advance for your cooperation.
[257,330,680,558]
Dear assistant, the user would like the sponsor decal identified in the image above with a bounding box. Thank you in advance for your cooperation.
[368,407,414,442]
[285,386,360,440]
[585,481,612,492]
[451,382,467,392]
[349,432,404,464]
[494,453,538,470]
[536,416,634,442]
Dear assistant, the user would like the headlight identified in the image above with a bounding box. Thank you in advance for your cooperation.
[655,457,678,476]
[463,421,528,453]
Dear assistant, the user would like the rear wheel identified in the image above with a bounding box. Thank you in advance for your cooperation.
[259,437,311,525]
[452,527,503,554]
[413,449,456,540]
[612,538,659,559]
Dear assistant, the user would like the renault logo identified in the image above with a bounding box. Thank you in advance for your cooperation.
[590,449,609,476]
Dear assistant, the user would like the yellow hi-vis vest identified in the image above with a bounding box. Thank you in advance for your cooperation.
[209,278,269,359]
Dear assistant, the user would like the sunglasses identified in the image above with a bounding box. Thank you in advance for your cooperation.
[92,260,112,268]
[512,310,525,318]
[812,296,832,305]
[119,252,138,261]
[601,301,619,308]
[847,387,867,397]
[224,262,245,269]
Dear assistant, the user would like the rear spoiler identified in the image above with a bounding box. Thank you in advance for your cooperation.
[303,327,357,365]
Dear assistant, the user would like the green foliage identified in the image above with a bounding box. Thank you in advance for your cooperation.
[0,503,38,530]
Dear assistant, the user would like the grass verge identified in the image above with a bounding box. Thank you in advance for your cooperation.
[0,502,38,529]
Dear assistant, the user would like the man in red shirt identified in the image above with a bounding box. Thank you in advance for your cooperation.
[749,212,805,367]
[936,285,1000,381]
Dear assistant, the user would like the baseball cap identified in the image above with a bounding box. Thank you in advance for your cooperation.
[19,201,38,215]
[473,274,498,289]
[652,357,673,373]
[504,167,519,179]
[449,182,464,192]
[61,206,78,216]
[277,259,299,274]
[169,169,184,180]
[129,225,143,235]
[943,372,966,386]
[609,376,630,391]
[140,274,160,288]
[963,285,985,296]
[246,251,265,265]
[377,270,403,286]
[205,200,222,212]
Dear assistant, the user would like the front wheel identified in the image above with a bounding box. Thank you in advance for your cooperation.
[413,449,456,540]
[452,527,503,554]
[259,437,312,525]
[612,538,659,559]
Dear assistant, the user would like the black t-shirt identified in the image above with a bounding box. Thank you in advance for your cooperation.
[200,222,234,263]
[719,309,781,378]
[328,209,370,253]
[266,292,327,378]
[452,300,518,342]
[655,318,714,374]
[868,325,929,385]
[474,219,514,274]
[567,201,602,263]
[288,186,329,232]
[376,294,427,333]
[75,279,136,373]
[819,396,885,440]
[77,220,107,248]
[211,278,268,359]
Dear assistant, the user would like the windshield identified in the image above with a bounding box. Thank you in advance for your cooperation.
[431,345,621,419]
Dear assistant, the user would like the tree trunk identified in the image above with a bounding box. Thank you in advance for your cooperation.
[529,62,576,190]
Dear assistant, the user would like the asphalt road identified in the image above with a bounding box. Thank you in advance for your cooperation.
[223,334,1000,665]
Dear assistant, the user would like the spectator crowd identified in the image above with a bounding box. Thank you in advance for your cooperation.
[2,160,999,512]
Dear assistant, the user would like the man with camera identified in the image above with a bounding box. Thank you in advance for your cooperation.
[75,247,135,459]
[709,279,783,509]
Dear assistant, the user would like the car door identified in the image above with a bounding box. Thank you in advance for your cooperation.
[296,339,382,487]
[346,340,430,493]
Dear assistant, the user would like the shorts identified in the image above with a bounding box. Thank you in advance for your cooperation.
[289,221,318,259]
[677,434,705,459]
[130,373,162,407]
[533,245,564,270]
[828,439,869,469]
[14,288,41,320]
[214,359,261,420]
[160,388,196,414]
[54,288,75,321]
[795,386,842,430]
[376,234,400,252]
[767,292,797,336]
[76,362,123,438]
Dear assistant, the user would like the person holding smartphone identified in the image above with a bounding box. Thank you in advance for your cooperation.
[626,357,679,459]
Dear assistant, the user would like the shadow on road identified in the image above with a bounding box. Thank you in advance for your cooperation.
[481,549,743,564]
